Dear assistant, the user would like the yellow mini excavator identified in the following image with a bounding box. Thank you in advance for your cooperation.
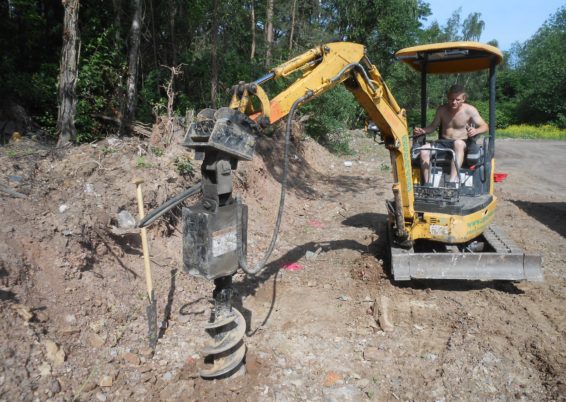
[141,41,542,378]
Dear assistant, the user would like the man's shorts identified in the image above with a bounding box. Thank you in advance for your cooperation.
[432,139,457,149]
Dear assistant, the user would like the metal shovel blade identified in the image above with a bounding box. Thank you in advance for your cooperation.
[147,291,158,349]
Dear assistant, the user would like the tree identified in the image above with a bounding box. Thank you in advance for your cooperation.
[265,0,274,66]
[514,6,566,126]
[462,12,485,41]
[210,0,219,107]
[57,0,80,146]
[120,0,142,135]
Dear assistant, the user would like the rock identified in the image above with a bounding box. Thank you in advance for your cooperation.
[117,210,136,229]
[95,243,108,256]
[95,391,107,401]
[375,295,394,332]
[50,379,61,394]
[323,371,343,387]
[38,361,52,376]
[87,333,106,348]
[163,371,173,381]
[323,385,362,401]
[84,183,95,194]
[363,347,381,362]
[60,326,81,336]
[357,378,370,388]
[159,380,194,401]
[12,304,33,322]
[99,375,113,387]
[121,352,141,366]
[306,247,322,261]
[59,204,69,213]
[35,310,49,322]
[64,314,77,324]
[43,340,65,367]
[139,347,154,358]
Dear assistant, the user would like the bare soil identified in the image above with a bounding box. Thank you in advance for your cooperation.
[0,131,565,402]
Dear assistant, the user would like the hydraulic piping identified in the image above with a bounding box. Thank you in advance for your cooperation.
[237,91,314,275]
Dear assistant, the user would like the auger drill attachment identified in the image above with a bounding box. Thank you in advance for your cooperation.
[183,107,257,378]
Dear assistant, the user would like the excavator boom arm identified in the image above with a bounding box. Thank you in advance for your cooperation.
[230,42,415,231]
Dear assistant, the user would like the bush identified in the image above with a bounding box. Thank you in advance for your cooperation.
[474,100,512,129]
[300,86,361,154]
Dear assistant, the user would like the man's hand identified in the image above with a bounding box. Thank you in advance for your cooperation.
[466,124,478,138]
[413,127,426,137]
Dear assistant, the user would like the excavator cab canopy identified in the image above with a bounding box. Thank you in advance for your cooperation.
[395,41,503,140]
[395,41,503,74]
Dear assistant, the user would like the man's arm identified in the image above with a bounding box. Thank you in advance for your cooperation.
[467,106,488,137]
[413,107,442,136]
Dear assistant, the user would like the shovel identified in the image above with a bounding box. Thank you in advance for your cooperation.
[133,178,158,349]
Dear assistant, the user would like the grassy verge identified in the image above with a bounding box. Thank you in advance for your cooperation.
[496,124,566,140]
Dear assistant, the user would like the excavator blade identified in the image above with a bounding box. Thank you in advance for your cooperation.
[389,224,543,282]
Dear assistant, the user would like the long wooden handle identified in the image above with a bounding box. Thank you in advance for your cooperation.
[134,179,154,300]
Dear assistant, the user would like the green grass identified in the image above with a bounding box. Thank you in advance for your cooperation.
[496,124,566,140]
[136,156,154,169]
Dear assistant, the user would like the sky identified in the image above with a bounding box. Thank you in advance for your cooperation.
[423,0,564,51]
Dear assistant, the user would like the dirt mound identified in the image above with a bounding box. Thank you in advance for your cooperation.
[0,131,565,401]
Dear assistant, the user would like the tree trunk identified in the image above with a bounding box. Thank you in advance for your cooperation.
[265,0,274,67]
[112,0,121,45]
[168,0,177,65]
[56,0,80,146]
[149,0,159,70]
[289,0,297,51]
[120,0,142,135]
[210,0,219,107]
[250,0,256,60]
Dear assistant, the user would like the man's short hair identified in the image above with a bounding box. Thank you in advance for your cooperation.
[448,84,466,96]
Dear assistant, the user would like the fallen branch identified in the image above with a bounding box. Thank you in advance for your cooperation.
[373,294,394,332]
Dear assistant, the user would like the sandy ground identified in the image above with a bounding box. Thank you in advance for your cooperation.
[0,133,564,401]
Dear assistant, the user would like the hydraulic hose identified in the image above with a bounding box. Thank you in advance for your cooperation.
[137,182,202,228]
[237,91,314,275]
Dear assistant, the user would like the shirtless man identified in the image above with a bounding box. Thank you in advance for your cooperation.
[413,84,488,185]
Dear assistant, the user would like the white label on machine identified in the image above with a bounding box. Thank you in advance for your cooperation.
[212,226,238,256]
[460,172,473,187]
[430,224,449,236]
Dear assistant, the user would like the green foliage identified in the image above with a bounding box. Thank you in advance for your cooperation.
[512,6,566,126]
[174,156,194,176]
[4,0,565,149]
[299,86,360,154]
[101,146,118,155]
[474,100,512,129]
[136,156,154,169]
[150,146,164,157]
[75,28,125,142]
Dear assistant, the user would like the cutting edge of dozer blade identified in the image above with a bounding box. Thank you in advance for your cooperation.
[388,224,544,282]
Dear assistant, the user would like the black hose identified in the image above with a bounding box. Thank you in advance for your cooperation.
[237,92,313,275]
[137,182,202,228]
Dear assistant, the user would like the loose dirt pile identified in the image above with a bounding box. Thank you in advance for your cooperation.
[0,130,564,401]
